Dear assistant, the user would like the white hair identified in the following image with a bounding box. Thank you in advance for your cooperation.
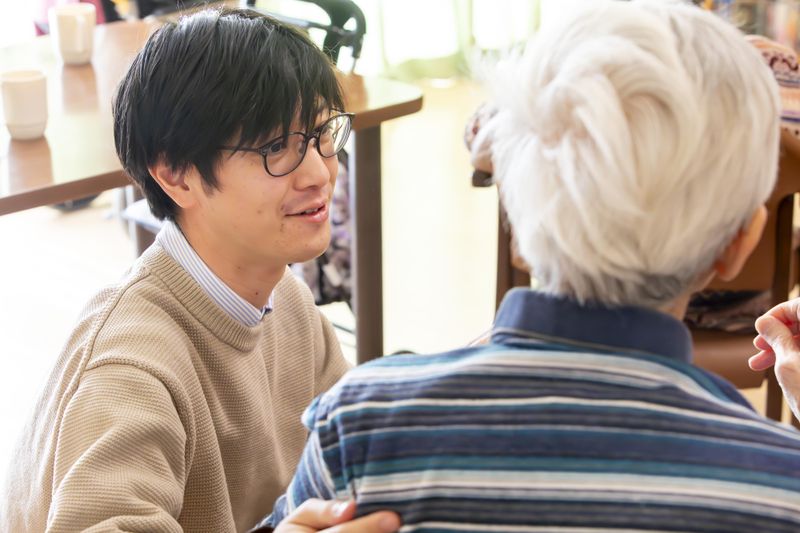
[486,0,780,308]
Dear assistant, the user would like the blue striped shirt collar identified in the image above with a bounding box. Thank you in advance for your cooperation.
[156,220,272,327]
[491,288,693,363]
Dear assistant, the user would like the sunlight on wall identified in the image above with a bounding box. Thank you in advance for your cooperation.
[540,0,593,29]
[473,0,538,49]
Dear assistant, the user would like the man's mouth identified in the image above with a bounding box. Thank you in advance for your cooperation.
[287,202,329,222]
[292,205,324,216]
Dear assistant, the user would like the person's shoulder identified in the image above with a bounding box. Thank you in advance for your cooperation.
[66,259,157,345]
[356,344,498,373]
[72,258,199,376]
[78,245,181,317]
[314,345,497,411]
[89,255,183,327]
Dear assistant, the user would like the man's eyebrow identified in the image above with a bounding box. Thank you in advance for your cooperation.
[249,105,333,145]
[313,99,339,119]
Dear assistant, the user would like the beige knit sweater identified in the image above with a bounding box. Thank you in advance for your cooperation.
[0,245,350,532]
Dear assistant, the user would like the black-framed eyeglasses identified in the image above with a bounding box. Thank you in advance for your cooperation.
[219,113,354,177]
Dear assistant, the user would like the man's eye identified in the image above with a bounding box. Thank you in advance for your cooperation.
[267,140,287,154]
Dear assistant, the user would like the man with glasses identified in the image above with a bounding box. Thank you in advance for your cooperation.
[0,8,399,533]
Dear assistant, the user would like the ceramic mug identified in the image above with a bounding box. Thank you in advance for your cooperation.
[0,70,48,140]
[48,3,96,65]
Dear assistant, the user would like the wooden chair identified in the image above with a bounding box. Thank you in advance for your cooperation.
[691,131,800,422]
[489,130,800,422]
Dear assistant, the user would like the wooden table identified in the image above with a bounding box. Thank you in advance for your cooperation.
[0,20,423,364]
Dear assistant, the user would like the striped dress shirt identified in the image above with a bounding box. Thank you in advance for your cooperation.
[262,289,800,532]
[156,219,272,326]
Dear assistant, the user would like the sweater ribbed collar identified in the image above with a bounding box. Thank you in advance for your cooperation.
[138,244,263,352]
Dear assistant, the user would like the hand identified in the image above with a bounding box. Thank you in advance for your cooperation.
[749,299,800,370]
[274,499,401,533]
[749,298,800,419]
[464,102,498,175]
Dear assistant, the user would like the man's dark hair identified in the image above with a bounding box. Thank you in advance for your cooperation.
[113,8,344,220]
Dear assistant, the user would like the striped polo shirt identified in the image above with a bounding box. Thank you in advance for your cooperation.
[156,220,272,326]
[263,289,800,532]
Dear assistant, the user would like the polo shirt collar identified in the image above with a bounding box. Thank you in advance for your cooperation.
[491,288,693,363]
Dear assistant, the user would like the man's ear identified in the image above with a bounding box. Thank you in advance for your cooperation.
[147,158,201,210]
[713,205,768,282]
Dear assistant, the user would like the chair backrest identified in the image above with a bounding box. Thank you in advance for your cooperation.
[690,131,800,423]
[704,130,800,302]
[246,0,366,68]
[144,1,366,69]
[135,0,206,19]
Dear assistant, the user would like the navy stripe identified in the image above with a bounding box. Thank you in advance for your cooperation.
[358,499,800,532]
[322,404,787,449]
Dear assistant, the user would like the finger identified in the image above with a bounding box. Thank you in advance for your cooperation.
[756,333,800,350]
[749,350,776,371]
[763,300,800,335]
[282,499,356,530]
[755,315,797,361]
[323,511,401,533]
[753,334,771,352]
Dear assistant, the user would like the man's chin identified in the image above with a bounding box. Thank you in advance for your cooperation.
[290,243,330,265]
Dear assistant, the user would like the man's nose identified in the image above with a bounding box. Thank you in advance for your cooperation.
[293,140,332,189]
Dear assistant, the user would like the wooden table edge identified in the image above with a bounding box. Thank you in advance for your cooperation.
[0,170,130,216]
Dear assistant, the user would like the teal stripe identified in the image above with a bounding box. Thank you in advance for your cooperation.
[507,347,737,404]
[326,455,800,494]
[358,345,735,405]
[325,401,763,423]
[362,346,502,368]
[608,350,736,402]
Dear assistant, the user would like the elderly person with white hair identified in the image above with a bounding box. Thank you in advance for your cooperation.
[256,1,800,531]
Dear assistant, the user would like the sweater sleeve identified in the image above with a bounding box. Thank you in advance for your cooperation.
[47,363,187,533]
[262,398,340,528]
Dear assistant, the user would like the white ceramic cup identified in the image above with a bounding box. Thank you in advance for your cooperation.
[48,3,96,65]
[0,70,48,140]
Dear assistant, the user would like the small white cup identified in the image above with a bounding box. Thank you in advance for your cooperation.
[48,3,96,65]
[0,70,48,140]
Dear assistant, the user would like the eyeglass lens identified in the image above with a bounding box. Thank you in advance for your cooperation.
[266,114,351,176]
